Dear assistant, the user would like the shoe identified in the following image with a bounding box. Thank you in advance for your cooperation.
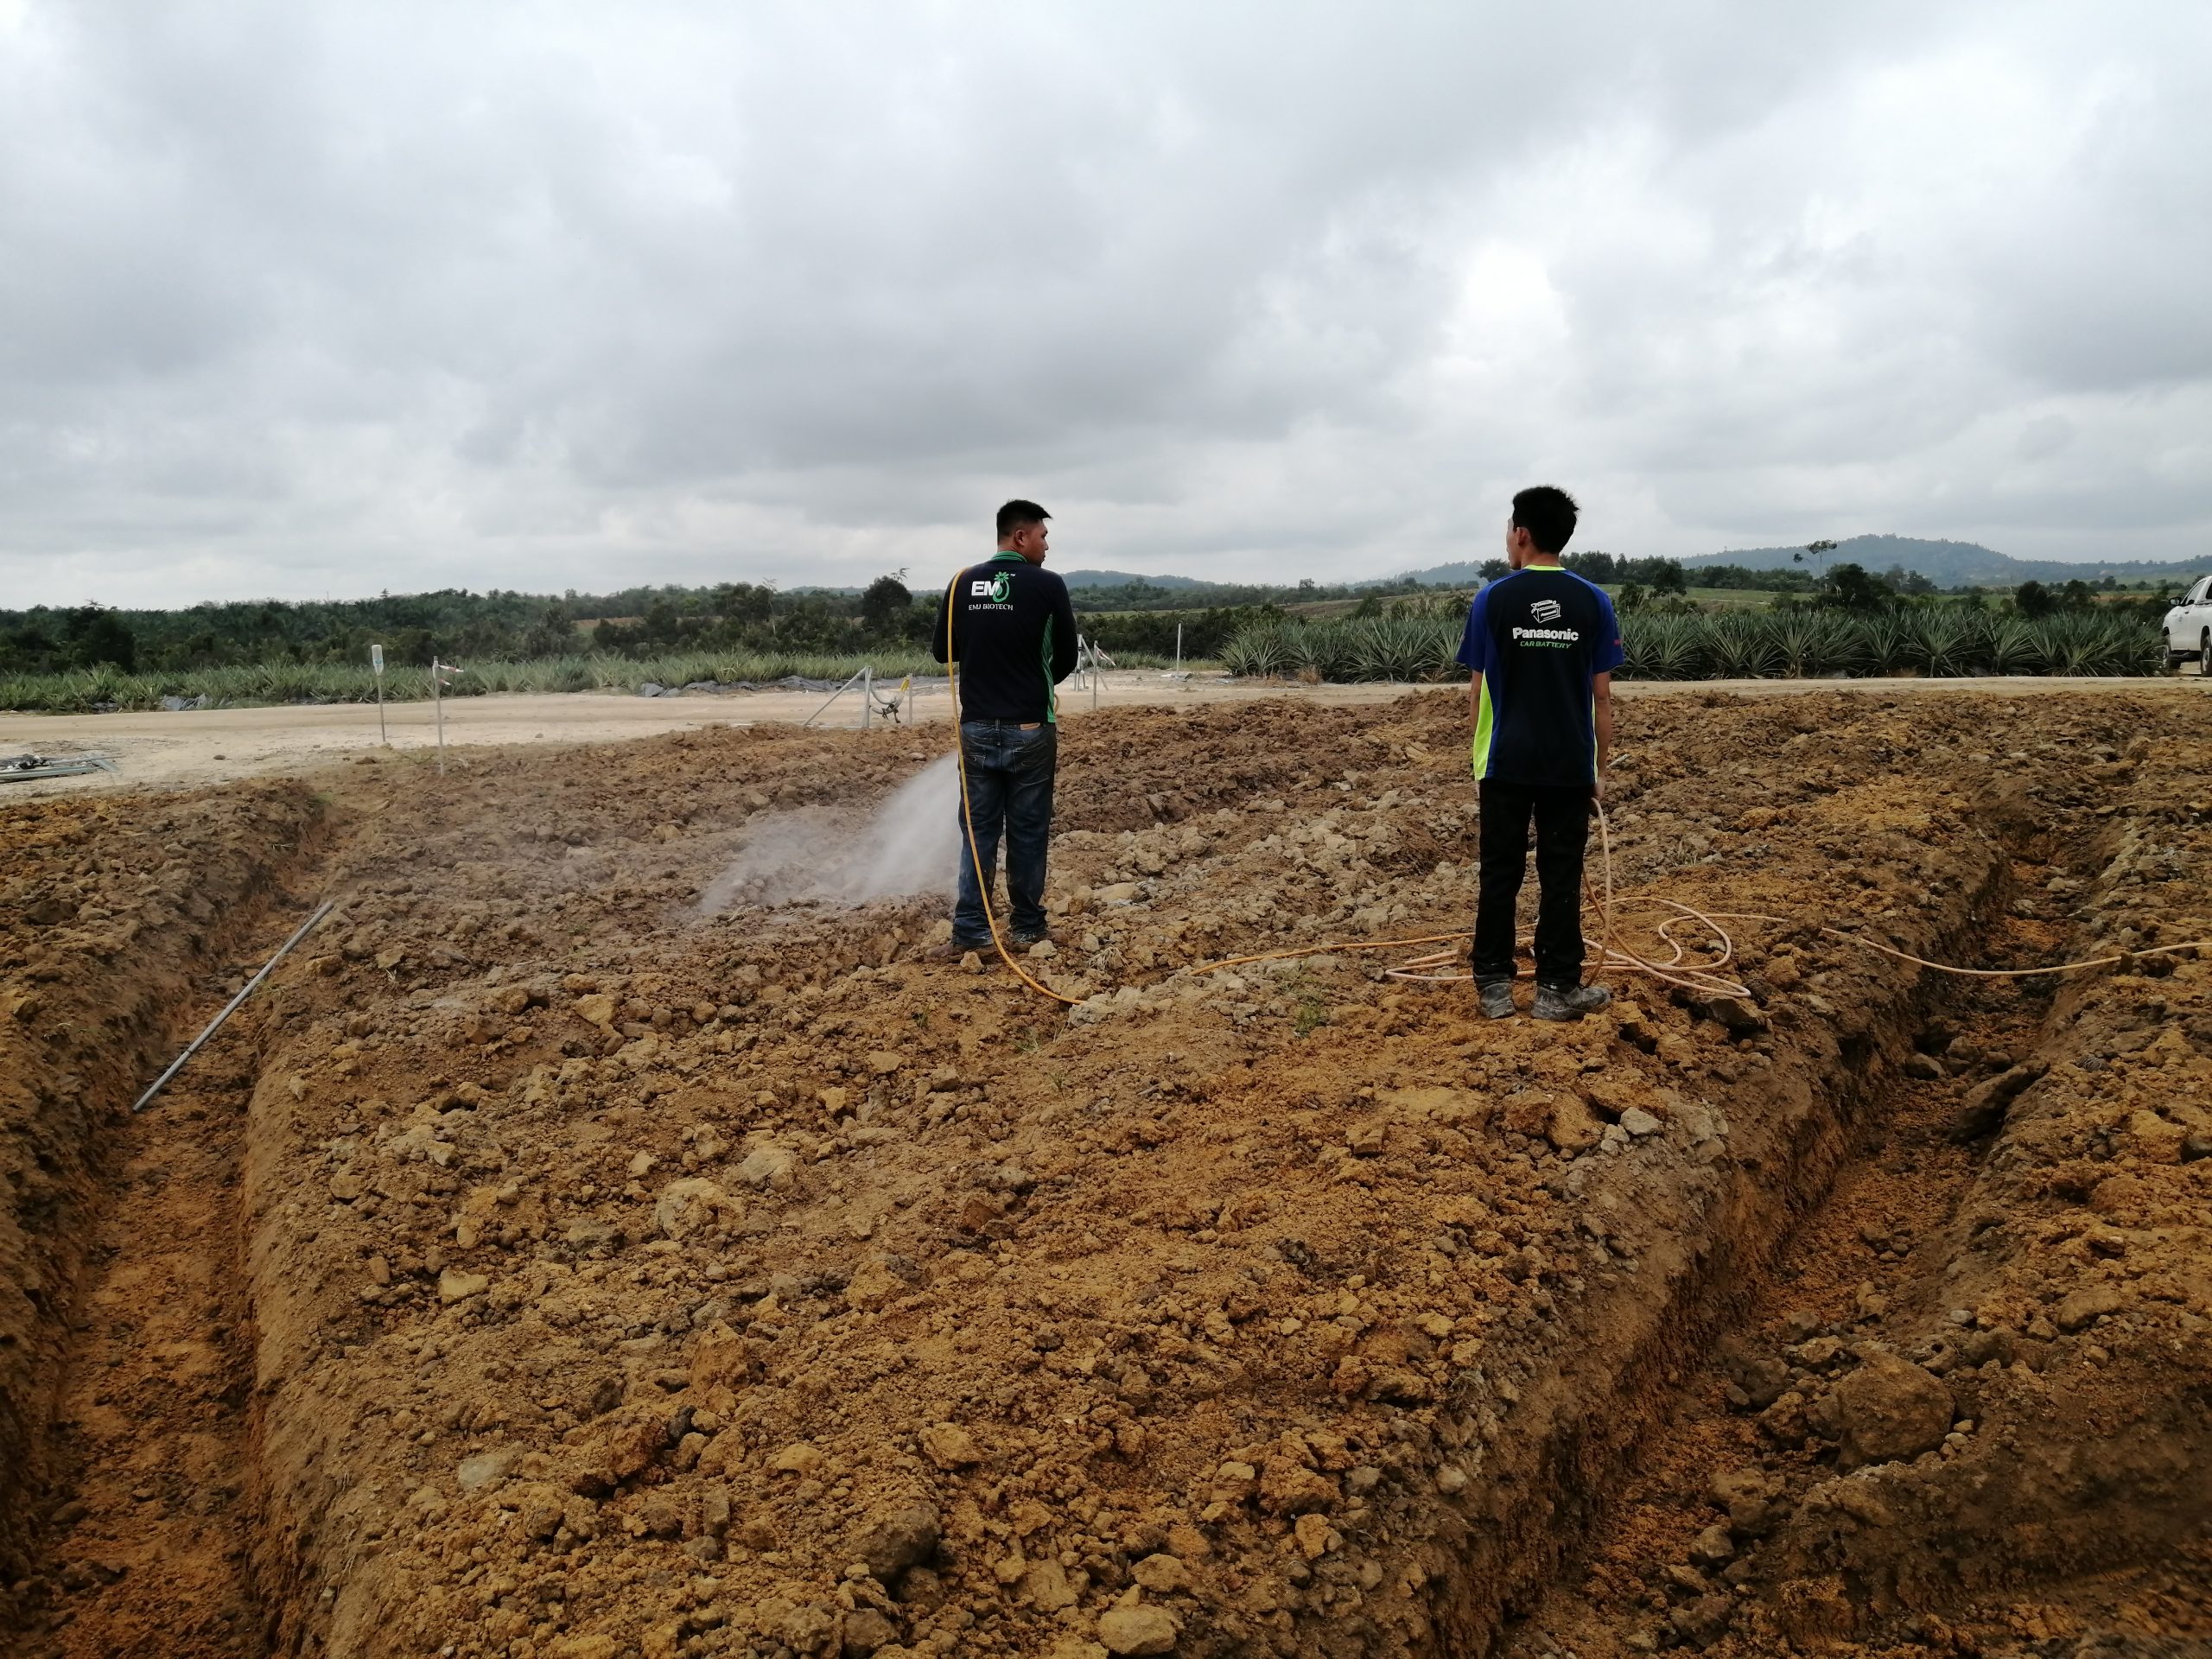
[1010,929,1054,948]
[1477,977,1516,1019]
[1533,982,1611,1021]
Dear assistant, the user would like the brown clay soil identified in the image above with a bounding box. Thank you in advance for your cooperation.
[2,688,2209,1659]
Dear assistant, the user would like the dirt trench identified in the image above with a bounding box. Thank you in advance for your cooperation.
[1396,784,2029,1657]
[1499,767,2212,1658]
[0,781,326,1647]
[12,1020,277,1659]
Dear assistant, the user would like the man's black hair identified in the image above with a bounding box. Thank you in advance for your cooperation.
[996,499,1051,541]
[1511,486,1579,556]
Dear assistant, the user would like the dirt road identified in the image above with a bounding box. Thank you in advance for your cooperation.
[4,672,2204,798]
[0,675,1410,797]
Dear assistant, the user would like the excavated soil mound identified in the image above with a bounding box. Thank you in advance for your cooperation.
[2,692,2208,1659]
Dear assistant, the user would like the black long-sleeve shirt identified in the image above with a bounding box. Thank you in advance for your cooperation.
[931,553,1081,723]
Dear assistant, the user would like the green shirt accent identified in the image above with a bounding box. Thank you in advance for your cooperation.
[1041,618,1058,723]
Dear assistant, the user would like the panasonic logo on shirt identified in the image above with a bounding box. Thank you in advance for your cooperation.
[1512,626,1581,642]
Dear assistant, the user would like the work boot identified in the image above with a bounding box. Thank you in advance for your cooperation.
[1533,982,1611,1021]
[1477,977,1516,1020]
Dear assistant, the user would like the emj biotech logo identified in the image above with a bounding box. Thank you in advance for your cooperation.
[972,572,1014,603]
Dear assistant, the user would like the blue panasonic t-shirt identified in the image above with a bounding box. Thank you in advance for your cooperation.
[1455,566,1624,788]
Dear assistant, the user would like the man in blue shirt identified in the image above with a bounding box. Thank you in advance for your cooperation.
[1454,486,1623,1020]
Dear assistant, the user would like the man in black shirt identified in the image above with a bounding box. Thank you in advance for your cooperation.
[1453,485,1623,1020]
[931,500,1080,954]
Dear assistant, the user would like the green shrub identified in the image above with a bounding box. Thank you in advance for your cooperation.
[1290,623,1355,683]
[1216,606,2164,685]
[1773,613,1852,677]
[2031,613,2162,676]
[1707,614,1784,679]
[1634,615,1707,680]
[1984,619,2044,675]
[1349,619,1452,682]
[1217,626,1292,680]
[1849,616,1910,677]
[1903,609,1977,677]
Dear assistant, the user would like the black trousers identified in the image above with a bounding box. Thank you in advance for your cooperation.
[1473,779,1593,987]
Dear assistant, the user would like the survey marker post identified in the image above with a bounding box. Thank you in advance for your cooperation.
[371,643,387,747]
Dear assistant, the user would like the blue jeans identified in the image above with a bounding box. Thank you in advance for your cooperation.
[953,720,1057,944]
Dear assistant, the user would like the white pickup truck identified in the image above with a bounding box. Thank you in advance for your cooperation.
[2164,577,2212,671]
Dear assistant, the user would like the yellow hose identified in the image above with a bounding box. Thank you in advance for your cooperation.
[1179,799,2212,993]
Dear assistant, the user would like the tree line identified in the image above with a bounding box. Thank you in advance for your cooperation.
[3,558,2180,677]
[0,576,930,676]
[1759,565,2171,620]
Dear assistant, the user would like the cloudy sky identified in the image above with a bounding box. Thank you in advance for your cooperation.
[3,1,2208,607]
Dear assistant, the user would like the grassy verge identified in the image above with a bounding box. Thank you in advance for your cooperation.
[0,652,935,714]
[0,647,1183,715]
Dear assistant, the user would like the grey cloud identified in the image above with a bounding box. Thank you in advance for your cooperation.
[2,0,2209,607]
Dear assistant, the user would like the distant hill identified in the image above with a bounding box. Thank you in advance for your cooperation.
[1058,569,1205,591]
[1685,535,2197,588]
[1389,562,1488,587]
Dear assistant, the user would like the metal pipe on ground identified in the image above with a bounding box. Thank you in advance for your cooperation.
[1,753,118,783]
[130,899,335,1114]
[802,667,870,728]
